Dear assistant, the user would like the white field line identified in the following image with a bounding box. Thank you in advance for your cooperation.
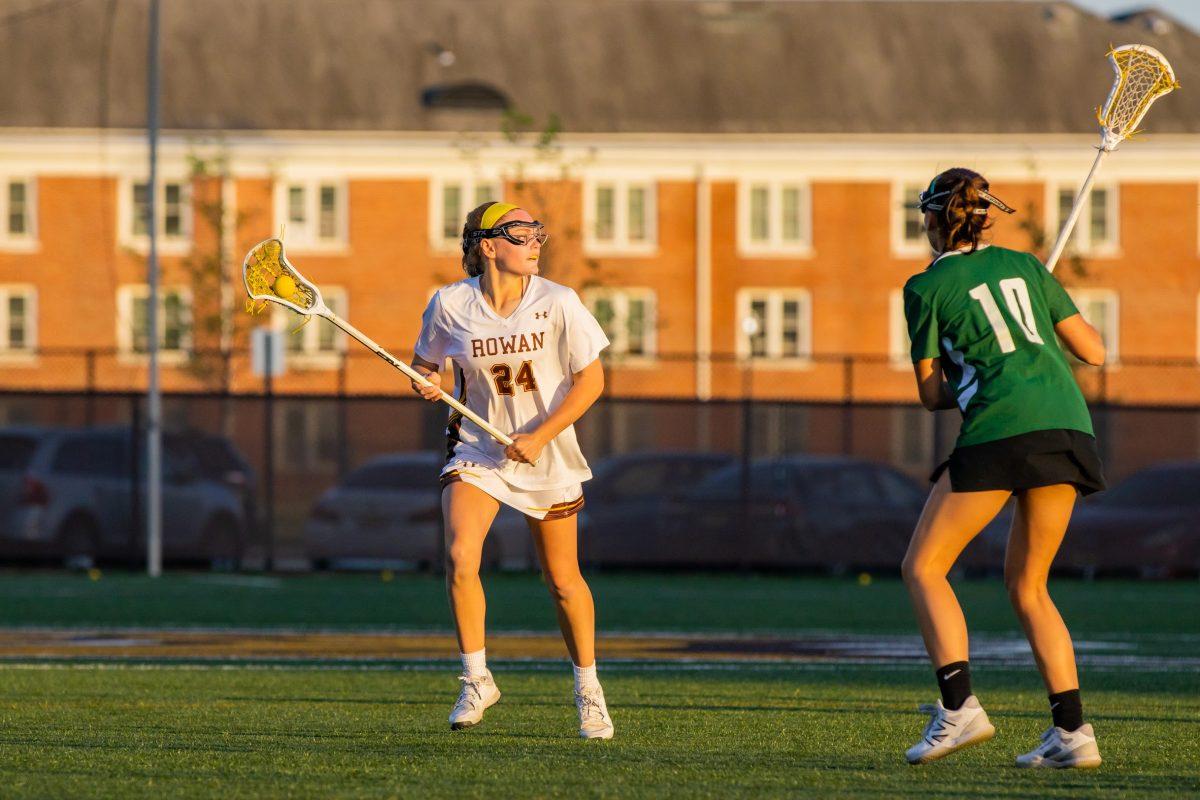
[0,657,1200,676]
[0,655,1198,672]
[0,625,1196,643]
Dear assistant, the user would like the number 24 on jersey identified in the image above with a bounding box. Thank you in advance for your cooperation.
[491,361,538,396]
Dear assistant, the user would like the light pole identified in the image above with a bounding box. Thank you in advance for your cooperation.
[145,0,162,577]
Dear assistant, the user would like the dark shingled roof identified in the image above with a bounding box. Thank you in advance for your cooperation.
[0,0,1195,134]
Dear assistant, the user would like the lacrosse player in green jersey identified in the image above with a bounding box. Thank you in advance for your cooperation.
[900,168,1107,769]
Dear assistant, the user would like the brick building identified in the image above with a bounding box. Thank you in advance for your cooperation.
[1,0,1198,407]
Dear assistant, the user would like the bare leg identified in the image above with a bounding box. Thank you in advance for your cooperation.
[442,481,500,654]
[1005,483,1080,694]
[901,472,1011,668]
[527,513,595,667]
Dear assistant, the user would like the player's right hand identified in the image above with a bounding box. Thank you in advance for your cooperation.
[411,370,442,401]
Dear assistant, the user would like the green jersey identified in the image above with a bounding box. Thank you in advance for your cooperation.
[903,245,1093,447]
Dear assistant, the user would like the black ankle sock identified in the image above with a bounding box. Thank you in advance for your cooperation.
[935,661,972,711]
[1049,689,1084,731]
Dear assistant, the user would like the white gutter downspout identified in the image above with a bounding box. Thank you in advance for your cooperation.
[695,164,712,400]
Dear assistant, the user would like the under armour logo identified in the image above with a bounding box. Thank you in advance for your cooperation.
[533,310,549,319]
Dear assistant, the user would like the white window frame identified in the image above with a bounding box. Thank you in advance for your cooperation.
[117,177,192,255]
[582,177,657,255]
[1068,288,1120,364]
[1046,182,1120,257]
[0,177,37,252]
[272,179,349,252]
[891,180,932,258]
[429,175,503,253]
[581,287,657,361]
[116,285,193,363]
[737,179,813,257]
[888,288,913,370]
[735,288,813,365]
[271,286,348,368]
[0,284,37,361]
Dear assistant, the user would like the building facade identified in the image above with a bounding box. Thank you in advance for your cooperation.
[1,0,1199,407]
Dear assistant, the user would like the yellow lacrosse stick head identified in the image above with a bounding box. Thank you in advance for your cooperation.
[1097,44,1180,150]
[242,238,323,316]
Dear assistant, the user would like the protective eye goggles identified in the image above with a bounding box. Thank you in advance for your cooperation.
[464,220,549,250]
[917,180,1015,216]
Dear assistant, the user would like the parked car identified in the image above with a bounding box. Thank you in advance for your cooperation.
[171,430,258,538]
[656,455,926,569]
[303,452,533,570]
[973,461,1200,576]
[578,451,736,566]
[0,426,247,568]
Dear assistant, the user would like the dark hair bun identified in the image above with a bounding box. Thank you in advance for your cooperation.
[927,167,994,252]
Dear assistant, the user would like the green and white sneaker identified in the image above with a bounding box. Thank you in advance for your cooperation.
[1016,724,1102,769]
[575,685,614,740]
[906,696,995,764]
[449,670,500,730]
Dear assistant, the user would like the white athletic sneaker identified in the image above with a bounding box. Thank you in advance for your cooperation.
[1016,724,1102,769]
[905,696,996,764]
[448,671,501,730]
[575,685,615,740]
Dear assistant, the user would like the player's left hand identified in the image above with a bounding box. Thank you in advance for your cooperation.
[505,432,547,465]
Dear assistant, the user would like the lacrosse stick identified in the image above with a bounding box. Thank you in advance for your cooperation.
[1045,44,1179,273]
[242,238,514,447]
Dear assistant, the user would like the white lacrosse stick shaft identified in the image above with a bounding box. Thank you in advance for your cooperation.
[319,310,514,447]
[1044,148,1107,274]
[1045,44,1178,273]
[243,238,513,447]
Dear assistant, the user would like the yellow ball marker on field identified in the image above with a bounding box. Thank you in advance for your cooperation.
[273,274,297,298]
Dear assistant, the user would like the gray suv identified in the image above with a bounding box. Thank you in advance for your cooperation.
[0,426,246,568]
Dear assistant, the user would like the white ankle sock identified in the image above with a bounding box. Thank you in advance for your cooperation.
[573,662,599,692]
[462,648,487,677]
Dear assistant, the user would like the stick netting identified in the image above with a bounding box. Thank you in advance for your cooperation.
[243,238,320,315]
[1099,45,1179,150]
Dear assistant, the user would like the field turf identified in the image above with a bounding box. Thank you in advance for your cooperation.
[0,571,1196,798]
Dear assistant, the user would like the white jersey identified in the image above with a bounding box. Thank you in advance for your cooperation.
[413,275,609,490]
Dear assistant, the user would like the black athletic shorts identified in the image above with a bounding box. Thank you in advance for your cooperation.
[929,429,1106,496]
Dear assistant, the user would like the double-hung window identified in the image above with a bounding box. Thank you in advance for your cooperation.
[124,179,190,252]
[584,179,656,254]
[117,285,192,359]
[276,180,347,248]
[739,180,812,256]
[1067,289,1119,363]
[432,177,500,250]
[893,181,932,257]
[736,289,812,362]
[0,179,36,249]
[1050,184,1118,255]
[583,288,656,358]
[0,286,36,355]
[274,287,348,366]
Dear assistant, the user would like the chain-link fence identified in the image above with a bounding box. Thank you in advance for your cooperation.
[1,374,1197,574]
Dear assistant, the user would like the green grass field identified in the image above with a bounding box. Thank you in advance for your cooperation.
[0,571,1197,798]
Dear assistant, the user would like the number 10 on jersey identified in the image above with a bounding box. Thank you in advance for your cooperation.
[968,279,1045,353]
[491,361,538,395]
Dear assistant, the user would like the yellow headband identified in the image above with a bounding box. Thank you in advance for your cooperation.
[481,202,520,229]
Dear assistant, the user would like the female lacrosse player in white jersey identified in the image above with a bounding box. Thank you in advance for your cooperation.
[409,201,614,739]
